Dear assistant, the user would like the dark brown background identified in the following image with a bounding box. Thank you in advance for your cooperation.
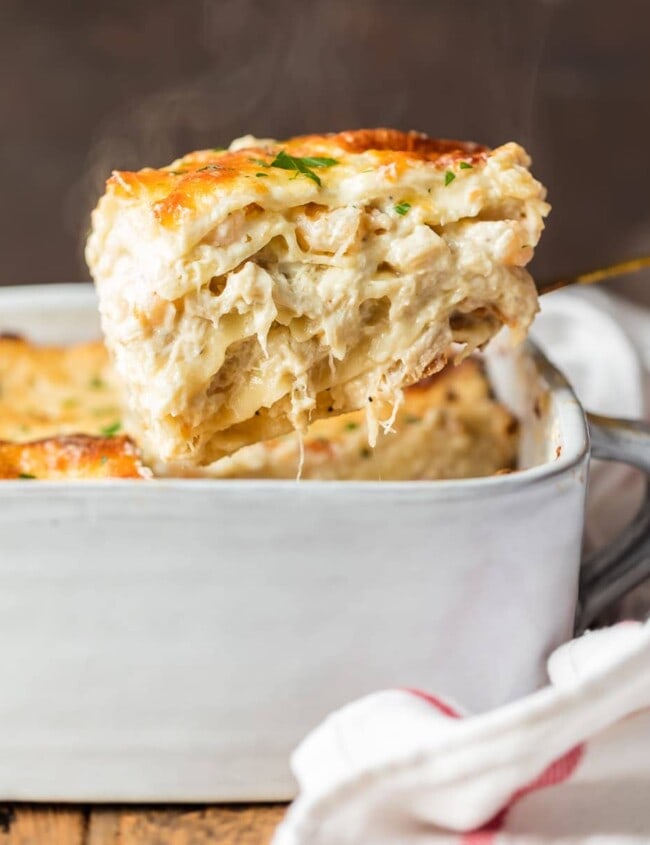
[2,0,650,301]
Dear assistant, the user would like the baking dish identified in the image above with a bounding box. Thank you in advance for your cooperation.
[0,284,648,802]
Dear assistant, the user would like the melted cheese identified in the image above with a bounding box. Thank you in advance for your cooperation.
[87,129,548,464]
[164,358,518,481]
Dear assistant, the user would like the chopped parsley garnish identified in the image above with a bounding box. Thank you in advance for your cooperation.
[345,422,360,431]
[255,172,269,178]
[299,155,339,167]
[89,376,105,390]
[444,171,456,186]
[459,161,473,170]
[394,202,411,216]
[196,164,221,173]
[18,473,36,480]
[268,150,338,186]
[100,421,122,437]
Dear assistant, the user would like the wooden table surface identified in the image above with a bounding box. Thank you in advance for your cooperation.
[0,804,286,844]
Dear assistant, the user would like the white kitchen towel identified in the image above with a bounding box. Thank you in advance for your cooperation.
[274,290,650,844]
[274,622,650,845]
[532,289,649,555]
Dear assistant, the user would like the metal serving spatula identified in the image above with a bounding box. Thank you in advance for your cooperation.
[537,256,650,296]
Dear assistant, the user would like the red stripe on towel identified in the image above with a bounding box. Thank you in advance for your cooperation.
[461,744,584,844]
[402,688,462,719]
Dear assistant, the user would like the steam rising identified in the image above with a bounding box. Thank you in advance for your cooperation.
[70,0,558,272]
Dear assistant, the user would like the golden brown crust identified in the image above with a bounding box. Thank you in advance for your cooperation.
[0,434,148,479]
[106,129,490,228]
[0,336,148,480]
[326,128,487,158]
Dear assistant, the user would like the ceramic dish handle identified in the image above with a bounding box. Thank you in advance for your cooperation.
[576,413,650,632]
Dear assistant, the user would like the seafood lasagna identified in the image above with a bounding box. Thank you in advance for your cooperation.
[87,129,547,464]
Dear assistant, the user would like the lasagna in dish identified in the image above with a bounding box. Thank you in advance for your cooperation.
[86,129,548,465]
[0,336,516,481]
[0,336,147,479]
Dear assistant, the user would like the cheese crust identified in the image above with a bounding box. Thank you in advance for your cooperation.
[0,336,120,442]
[88,128,546,464]
[0,336,147,479]
[0,435,145,480]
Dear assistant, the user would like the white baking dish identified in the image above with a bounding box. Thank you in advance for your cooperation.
[0,284,648,802]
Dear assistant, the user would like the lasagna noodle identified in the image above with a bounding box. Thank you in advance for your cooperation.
[178,358,519,481]
[86,129,548,465]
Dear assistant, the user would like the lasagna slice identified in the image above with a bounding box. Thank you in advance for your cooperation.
[87,128,548,465]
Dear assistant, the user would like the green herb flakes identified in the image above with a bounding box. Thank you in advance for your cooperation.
[394,202,411,216]
[18,473,36,480]
[268,150,338,186]
[459,161,473,170]
[345,422,360,431]
[100,421,122,437]
[255,172,269,178]
[444,171,456,186]
[89,376,105,390]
